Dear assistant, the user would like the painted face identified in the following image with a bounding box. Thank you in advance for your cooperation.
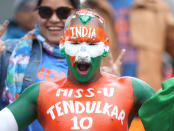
[38,0,73,44]
[60,13,110,82]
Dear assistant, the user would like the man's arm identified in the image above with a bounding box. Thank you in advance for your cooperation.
[0,82,40,131]
[128,77,155,124]
[132,77,155,107]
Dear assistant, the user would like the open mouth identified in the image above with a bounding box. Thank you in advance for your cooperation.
[75,62,91,76]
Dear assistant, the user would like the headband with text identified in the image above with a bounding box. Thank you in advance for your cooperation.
[60,25,109,46]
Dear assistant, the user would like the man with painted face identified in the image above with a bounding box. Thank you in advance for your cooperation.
[0,9,155,131]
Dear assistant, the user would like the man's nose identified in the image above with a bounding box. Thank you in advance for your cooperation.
[80,46,87,52]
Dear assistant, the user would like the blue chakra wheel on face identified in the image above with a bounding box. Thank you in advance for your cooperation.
[80,46,87,52]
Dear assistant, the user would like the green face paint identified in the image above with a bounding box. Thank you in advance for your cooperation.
[60,41,109,82]
[78,15,92,25]
[65,54,102,82]
[60,39,109,82]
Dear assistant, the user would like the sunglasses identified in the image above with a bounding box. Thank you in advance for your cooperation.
[38,6,73,19]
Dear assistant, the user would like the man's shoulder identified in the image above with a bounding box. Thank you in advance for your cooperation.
[102,72,119,79]
[39,78,67,91]
[119,76,149,86]
[102,73,151,87]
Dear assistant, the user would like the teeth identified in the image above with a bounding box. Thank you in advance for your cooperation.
[48,27,62,31]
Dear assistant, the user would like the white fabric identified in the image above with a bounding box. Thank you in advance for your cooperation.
[0,108,18,131]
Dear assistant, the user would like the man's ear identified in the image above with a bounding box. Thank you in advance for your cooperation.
[104,38,110,46]
[102,38,110,57]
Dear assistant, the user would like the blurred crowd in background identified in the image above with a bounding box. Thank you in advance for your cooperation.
[2,0,174,90]
[1,0,174,131]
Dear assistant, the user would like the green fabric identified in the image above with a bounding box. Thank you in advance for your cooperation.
[139,77,174,131]
[8,82,40,131]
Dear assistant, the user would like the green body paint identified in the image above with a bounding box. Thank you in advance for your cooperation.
[132,77,155,104]
[128,77,155,126]
[8,83,40,131]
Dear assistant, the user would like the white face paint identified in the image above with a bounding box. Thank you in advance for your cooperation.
[63,41,109,63]
[80,0,86,4]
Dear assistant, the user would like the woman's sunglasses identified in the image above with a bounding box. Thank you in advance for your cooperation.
[38,6,73,19]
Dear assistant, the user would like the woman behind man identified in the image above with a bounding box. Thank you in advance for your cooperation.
[0,0,122,130]
[0,0,79,131]
[2,0,38,40]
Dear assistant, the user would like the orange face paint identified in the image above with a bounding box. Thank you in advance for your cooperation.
[60,25,110,46]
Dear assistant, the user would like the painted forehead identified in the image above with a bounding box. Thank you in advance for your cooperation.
[76,9,104,24]
[63,9,106,43]
[64,25,106,43]
[70,9,105,27]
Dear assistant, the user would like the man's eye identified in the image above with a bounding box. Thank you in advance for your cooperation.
[89,43,97,46]
[71,42,79,45]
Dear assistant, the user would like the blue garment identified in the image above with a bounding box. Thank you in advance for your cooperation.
[108,0,133,9]
[4,25,65,103]
[35,49,68,82]
[0,38,68,131]
[2,21,27,41]
[24,120,43,131]
[108,0,137,77]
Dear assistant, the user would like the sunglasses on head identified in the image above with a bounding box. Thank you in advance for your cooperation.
[38,6,73,19]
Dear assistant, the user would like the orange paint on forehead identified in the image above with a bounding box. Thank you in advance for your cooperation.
[63,25,106,43]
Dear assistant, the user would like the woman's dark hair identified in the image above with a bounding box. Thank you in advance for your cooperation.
[36,0,80,9]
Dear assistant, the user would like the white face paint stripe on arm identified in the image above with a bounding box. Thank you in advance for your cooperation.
[0,108,18,131]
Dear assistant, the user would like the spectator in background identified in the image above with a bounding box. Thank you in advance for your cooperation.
[2,0,38,40]
[0,1,80,131]
[166,0,174,16]
[109,0,174,93]
[108,0,174,130]
[108,0,136,77]
[0,0,124,130]
[165,0,174,78]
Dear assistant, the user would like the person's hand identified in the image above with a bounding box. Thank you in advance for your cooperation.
[0,20,9,56]
[102,49,125,76]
